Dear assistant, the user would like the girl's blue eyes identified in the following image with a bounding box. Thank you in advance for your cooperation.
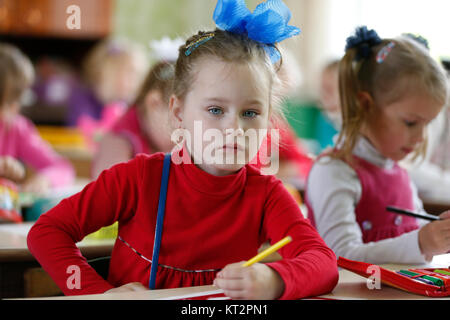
[404,120,417,127]
[243,110,258,118]
[207,107,259,118]
[208,107,223,115]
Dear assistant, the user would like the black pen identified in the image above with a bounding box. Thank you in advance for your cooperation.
[386,206,440,221]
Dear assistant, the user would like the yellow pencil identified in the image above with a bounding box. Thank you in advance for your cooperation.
[242,236,292,267]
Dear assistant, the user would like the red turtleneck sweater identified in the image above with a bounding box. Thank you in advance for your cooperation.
[27,152,338,299]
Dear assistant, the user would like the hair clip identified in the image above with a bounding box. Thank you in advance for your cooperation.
[185,33,216,57]
[376,42,395,64]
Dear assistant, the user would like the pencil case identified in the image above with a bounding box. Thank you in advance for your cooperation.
[337,257,450,297]
[0,178,22,223]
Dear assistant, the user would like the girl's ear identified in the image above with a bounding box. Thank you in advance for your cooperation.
[357,91,375,111]
[143,90,163,111]
[169,94,183,128]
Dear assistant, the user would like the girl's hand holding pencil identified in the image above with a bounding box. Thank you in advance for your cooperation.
[386,206,450,260]
[417,211,450,261]
[213,236,291,300]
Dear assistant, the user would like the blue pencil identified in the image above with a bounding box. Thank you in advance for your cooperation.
[149,153,171,289]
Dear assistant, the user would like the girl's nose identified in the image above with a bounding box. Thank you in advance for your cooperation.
[223,115,244,135]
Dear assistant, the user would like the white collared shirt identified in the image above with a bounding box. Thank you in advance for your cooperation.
[306,136,428,264]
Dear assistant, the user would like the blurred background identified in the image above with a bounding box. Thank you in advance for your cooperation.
[2,0,450,299]
[1,0,450,176]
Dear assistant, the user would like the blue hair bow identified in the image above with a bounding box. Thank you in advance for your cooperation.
[345,26,382,61]
[213,0,301,63]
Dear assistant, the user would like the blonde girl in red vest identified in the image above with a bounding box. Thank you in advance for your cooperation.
[305,26,450,264]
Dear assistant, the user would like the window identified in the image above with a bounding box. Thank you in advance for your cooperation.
[327,0,450,59]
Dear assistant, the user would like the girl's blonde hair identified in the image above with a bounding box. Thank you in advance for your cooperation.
[0,43,34,108]
[336,35,449,163]
[173,29,283,120]
[82,38,149,102]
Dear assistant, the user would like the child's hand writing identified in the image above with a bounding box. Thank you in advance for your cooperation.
[0,156,25,182]
[213,261,284,300]
[418,211,450,260]
[104,282,147,294]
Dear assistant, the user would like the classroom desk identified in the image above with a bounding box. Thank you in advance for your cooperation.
[17,254,450,300]
[0,222,114,298]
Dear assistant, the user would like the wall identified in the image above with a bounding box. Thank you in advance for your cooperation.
[112,0,334,100]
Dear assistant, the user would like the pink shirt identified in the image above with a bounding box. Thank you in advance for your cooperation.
[0,115,75,187]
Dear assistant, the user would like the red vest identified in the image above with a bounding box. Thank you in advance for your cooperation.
[306,155,419,243]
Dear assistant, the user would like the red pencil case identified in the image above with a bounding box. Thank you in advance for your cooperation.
[337,257,450,297]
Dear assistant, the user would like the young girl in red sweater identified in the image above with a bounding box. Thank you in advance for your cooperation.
[27,0,338,299]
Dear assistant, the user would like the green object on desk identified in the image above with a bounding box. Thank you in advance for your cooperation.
[421,275,444,286]
[400,270,444,286]
[434,269,450,276]
[399,270,419,277]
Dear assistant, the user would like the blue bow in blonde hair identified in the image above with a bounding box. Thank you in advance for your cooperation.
[213,0,301,63]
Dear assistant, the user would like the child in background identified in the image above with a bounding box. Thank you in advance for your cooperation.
[91,60,175,178]
[313,59,341,153]
[28,0,338,299]
[66,38,148,127]
[91,37,184,179]
[305,26,450,264]
[319,59,341,131]
[0,43,75,195]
